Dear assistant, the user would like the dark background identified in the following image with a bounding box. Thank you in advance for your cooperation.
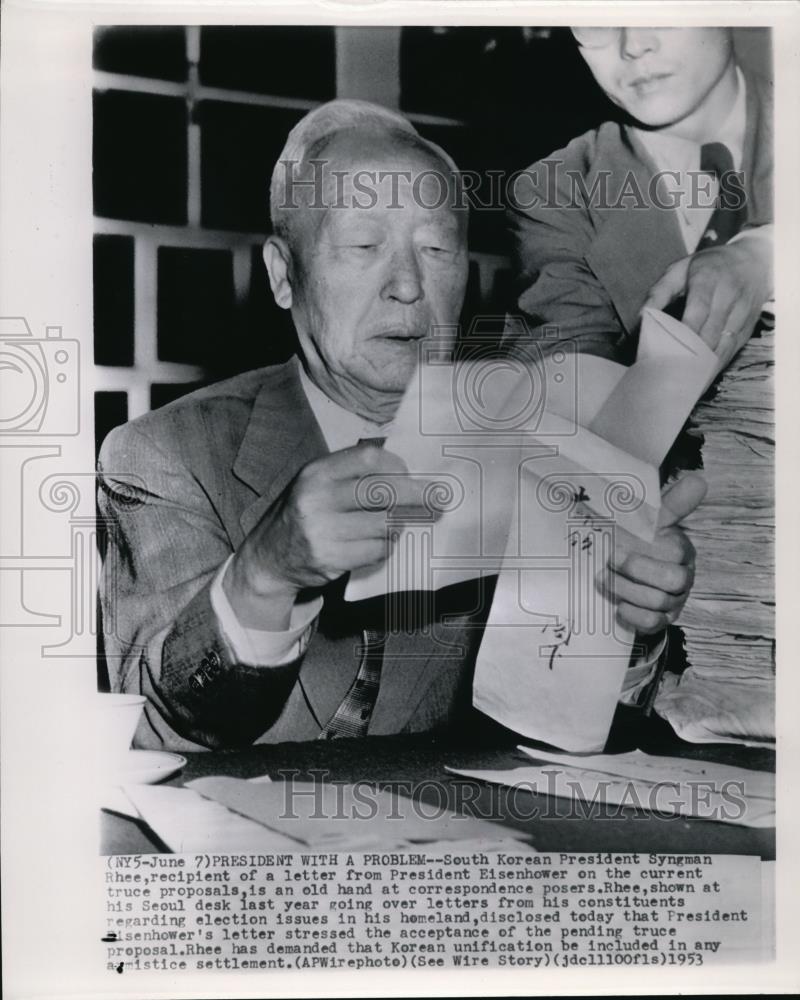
[92,25,772,455]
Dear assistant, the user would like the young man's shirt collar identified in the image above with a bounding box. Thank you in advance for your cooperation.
[631,65,747,252]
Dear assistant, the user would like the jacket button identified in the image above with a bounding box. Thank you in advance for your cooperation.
[207,651,221,673]
[189,673,206,693]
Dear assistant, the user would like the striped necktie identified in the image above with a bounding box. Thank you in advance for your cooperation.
[319,627,388,739]
[319,435,388,740]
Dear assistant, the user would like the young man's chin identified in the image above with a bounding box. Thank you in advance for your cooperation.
[620,88,703,131]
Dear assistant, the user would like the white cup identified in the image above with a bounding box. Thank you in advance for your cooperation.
[97,693,146,763]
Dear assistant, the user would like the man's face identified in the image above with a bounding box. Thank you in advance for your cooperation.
[576,27,735,129]
[281,131,468,409]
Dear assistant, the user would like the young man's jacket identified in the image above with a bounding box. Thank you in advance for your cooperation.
[506,70,773,361]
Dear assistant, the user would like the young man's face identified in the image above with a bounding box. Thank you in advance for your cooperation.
[575,27,735,129]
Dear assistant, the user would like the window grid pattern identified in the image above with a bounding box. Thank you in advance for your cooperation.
[92,26,511,445]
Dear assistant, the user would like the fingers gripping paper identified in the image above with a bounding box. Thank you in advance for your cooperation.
[346,310,719,752]
[475,310,719,751]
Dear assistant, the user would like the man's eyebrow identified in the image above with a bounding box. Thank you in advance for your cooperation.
[324,217,384,235]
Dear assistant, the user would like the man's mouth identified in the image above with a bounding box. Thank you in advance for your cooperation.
[379,327,426,342]
[627,71,673,95]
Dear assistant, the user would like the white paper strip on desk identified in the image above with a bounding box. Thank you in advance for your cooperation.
[122,784,301,854]
[448,746,775,828]
[472,309,719,752]
[189,778,526,849]
[516,745,775,799]
[447,763,774,828]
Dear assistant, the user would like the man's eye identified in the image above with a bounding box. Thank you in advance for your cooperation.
[424,245,453,255]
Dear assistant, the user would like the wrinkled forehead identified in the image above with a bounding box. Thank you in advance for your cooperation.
[290,126,467,241]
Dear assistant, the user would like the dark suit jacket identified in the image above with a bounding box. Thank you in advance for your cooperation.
[98,359,493,751]
[506,70,773,361]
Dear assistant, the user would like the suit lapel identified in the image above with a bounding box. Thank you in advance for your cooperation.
[369,630,440,734]
[233,358,328,537]
[369,581,491,735]
[232,362,361,730]
[584,127,686,335]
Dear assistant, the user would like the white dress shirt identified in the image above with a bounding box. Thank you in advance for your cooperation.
[210,365,662,701]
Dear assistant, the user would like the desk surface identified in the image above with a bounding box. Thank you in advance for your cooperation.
[102,711,775,859]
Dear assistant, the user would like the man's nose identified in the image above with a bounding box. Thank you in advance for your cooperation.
[382,248,424,304]
[620,28,660,59]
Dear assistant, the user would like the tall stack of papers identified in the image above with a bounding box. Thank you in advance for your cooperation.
[655,329,775,744]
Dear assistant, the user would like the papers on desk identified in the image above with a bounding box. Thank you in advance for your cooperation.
[117,773,278,853]
[348,309,720,752]
[187,778,524,850]
[655,671,775,748]
[118,776,527,852]
[448,746,775,829]
[122,784,301,854]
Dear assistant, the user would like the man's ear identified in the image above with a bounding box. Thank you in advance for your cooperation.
[263,236,294,311]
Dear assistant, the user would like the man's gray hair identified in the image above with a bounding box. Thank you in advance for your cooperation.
[269,98,460,244]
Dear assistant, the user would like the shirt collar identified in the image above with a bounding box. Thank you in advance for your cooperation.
[297,363,392,452]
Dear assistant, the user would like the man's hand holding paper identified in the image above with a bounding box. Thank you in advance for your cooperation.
[473,310,719,751]
[224,443,437,630]
[602,472,704,635]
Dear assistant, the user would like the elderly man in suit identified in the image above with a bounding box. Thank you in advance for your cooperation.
[99,100,701,752]
[507,27,772,365]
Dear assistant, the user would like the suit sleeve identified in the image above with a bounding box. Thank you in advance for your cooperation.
[505,157,632,362]
[98,422,302,750]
